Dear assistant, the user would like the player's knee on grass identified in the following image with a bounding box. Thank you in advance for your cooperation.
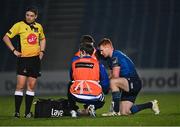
[120,102,132,115]
[121,109,131,115]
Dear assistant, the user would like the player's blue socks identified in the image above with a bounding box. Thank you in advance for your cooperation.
[130,102,152,114]
[112,91,121,112]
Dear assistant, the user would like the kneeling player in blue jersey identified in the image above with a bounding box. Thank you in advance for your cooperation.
[98,38,160,116]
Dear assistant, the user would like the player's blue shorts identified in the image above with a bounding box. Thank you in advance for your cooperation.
[121,76,142,103]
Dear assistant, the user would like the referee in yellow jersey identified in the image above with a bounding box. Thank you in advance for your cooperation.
[2,6,46,118]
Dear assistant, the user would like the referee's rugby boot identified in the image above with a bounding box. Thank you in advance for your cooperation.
[88,105,96,117]
[151,100,160,115]
[14,112,20,118]
[24,112,33,118]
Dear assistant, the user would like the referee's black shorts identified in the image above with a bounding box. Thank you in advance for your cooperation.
[17,56,41,78]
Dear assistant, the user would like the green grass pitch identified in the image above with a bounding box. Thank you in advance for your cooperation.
[0,93,180,126]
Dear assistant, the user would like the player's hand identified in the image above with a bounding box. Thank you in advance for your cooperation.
[13,50,21,57]
[39,51,44,60]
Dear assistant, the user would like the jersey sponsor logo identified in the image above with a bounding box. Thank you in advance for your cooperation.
[27,33,37,45]
[112,57,119,66]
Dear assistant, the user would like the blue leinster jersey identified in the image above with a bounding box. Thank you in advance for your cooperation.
[108,50,138,78]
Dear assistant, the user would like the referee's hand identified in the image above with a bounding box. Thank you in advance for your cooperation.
[13,50,21,57]
[39,51,44,60]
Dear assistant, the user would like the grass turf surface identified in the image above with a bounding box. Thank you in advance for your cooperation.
[0,93,180,126]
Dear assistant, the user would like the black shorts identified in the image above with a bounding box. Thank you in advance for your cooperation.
[121,77,142,103]
[17,56,41,78]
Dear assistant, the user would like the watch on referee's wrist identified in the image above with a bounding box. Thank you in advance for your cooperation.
[12,49,16,53]
[40,50,45,54]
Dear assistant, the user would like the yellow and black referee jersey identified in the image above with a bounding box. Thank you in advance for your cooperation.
[6,21,45,57]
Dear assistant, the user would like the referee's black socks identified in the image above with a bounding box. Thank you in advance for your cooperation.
[25,91,35,115]
[14,91,23,113]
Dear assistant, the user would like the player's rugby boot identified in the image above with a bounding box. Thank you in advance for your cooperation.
[102,111,121,116]
[151,100,160,115]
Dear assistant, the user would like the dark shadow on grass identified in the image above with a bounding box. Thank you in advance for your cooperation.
[0,115,96,121]
[160,112,180,116]
[0,115,14,120]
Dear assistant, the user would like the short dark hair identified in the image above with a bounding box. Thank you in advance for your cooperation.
[80,35,95,45]
[26,6,38,15]
[79,43,94,56]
